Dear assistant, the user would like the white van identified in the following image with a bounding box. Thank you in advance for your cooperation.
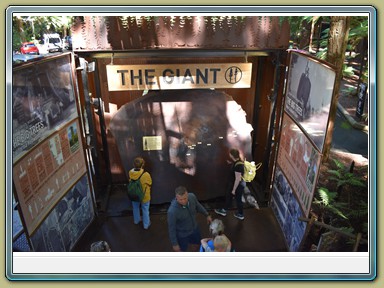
[41,33,63,53]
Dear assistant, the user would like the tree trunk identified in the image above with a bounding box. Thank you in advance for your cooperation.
[299,19,311,49]
[357,36,368,88]
[322,16,350,162]
[15,16,27,42]
[309,16,319,53]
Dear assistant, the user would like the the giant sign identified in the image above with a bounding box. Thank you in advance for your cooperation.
[106,63,252,91]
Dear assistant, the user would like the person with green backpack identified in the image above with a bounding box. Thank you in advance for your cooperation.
[128,157,152,229]
[215,148,246,220]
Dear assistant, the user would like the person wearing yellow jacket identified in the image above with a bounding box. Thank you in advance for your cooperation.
[128,157,152,229]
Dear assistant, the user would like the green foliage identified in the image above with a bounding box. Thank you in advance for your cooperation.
[316,187,337,206]
[312,156,368,247]
[328,159,366,189]
[288,15,368,83]
[315,48,327,60]
[342,64,355,78]
[348,200,368,219]
[12,25,23,52]
[348,17,368,49]
[340,121,352,130]
[313,187,348,219]
[336,199,368,237]
[341,86,357,96]
[317,49,358,78]
[279,16,312,41]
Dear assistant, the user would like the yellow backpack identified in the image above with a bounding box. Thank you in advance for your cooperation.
[236,160,262,182]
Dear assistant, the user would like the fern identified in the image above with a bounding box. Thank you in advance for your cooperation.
[333,159,345,170]
[329,159,366,189]
[317,187,337,205]
[315,187,348,219]
[327,205,348,220]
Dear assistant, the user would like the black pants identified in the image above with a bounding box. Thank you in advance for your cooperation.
[224,181,245,215]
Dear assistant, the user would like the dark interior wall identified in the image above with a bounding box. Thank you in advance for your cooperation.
[108,89,254,203]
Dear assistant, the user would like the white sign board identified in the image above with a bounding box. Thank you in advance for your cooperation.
[106,63,252,91]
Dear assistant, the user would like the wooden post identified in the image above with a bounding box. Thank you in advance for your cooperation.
[298,215,316,251]
[353,232,363,252]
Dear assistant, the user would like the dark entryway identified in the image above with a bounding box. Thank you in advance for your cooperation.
[72,184,287,252]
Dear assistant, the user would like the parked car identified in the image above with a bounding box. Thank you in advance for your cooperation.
[12,53,44,65]
[63,36,72,50]
[20,42,39,55]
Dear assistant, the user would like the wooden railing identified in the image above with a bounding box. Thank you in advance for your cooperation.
[298,216,368,252]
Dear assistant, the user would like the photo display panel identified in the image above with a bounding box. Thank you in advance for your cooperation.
[284,51,336,152]
[271,51,336,250]
[12,54,78,162]
[270,165,307,252]
[13,119,87,235]
[11,54,94,240]
[277,113,321,217]
[30,174,94,252]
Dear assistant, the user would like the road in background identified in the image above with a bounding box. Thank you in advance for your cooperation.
[332,110,369,158]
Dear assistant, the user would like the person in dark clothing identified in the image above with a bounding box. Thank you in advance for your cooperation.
[167,186,212,252]
[215,148,246,220]
[297,64,312,120]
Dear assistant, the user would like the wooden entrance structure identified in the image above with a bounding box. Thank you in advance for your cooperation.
[71,16,290,205]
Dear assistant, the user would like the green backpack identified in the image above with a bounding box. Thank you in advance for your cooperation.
[127,171,145,202]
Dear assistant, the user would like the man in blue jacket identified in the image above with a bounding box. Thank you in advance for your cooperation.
[167,186,212,252]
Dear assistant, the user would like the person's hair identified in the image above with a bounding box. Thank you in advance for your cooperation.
[175,186,187,196]
[213,235,230,251]
[229,148,240,159]
[133,157,144,169]
[209,219,225,237]
[90,240,111,252]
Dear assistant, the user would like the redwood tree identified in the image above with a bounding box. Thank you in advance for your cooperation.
[323,16,351,161]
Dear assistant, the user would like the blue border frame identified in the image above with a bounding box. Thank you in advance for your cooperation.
[6,5,376,281]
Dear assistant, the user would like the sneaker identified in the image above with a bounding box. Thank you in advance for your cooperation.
[234,213,245,220]
[144,222,151,230]
[214,209,227,217]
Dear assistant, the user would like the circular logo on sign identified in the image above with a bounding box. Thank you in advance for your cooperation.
[225,66,243,84]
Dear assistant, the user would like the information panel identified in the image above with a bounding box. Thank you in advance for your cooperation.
[13,119,87,235]
[277,113,321,216]
[30,174,94,252]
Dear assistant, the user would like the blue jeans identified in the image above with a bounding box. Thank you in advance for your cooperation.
[132,201,150,228]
